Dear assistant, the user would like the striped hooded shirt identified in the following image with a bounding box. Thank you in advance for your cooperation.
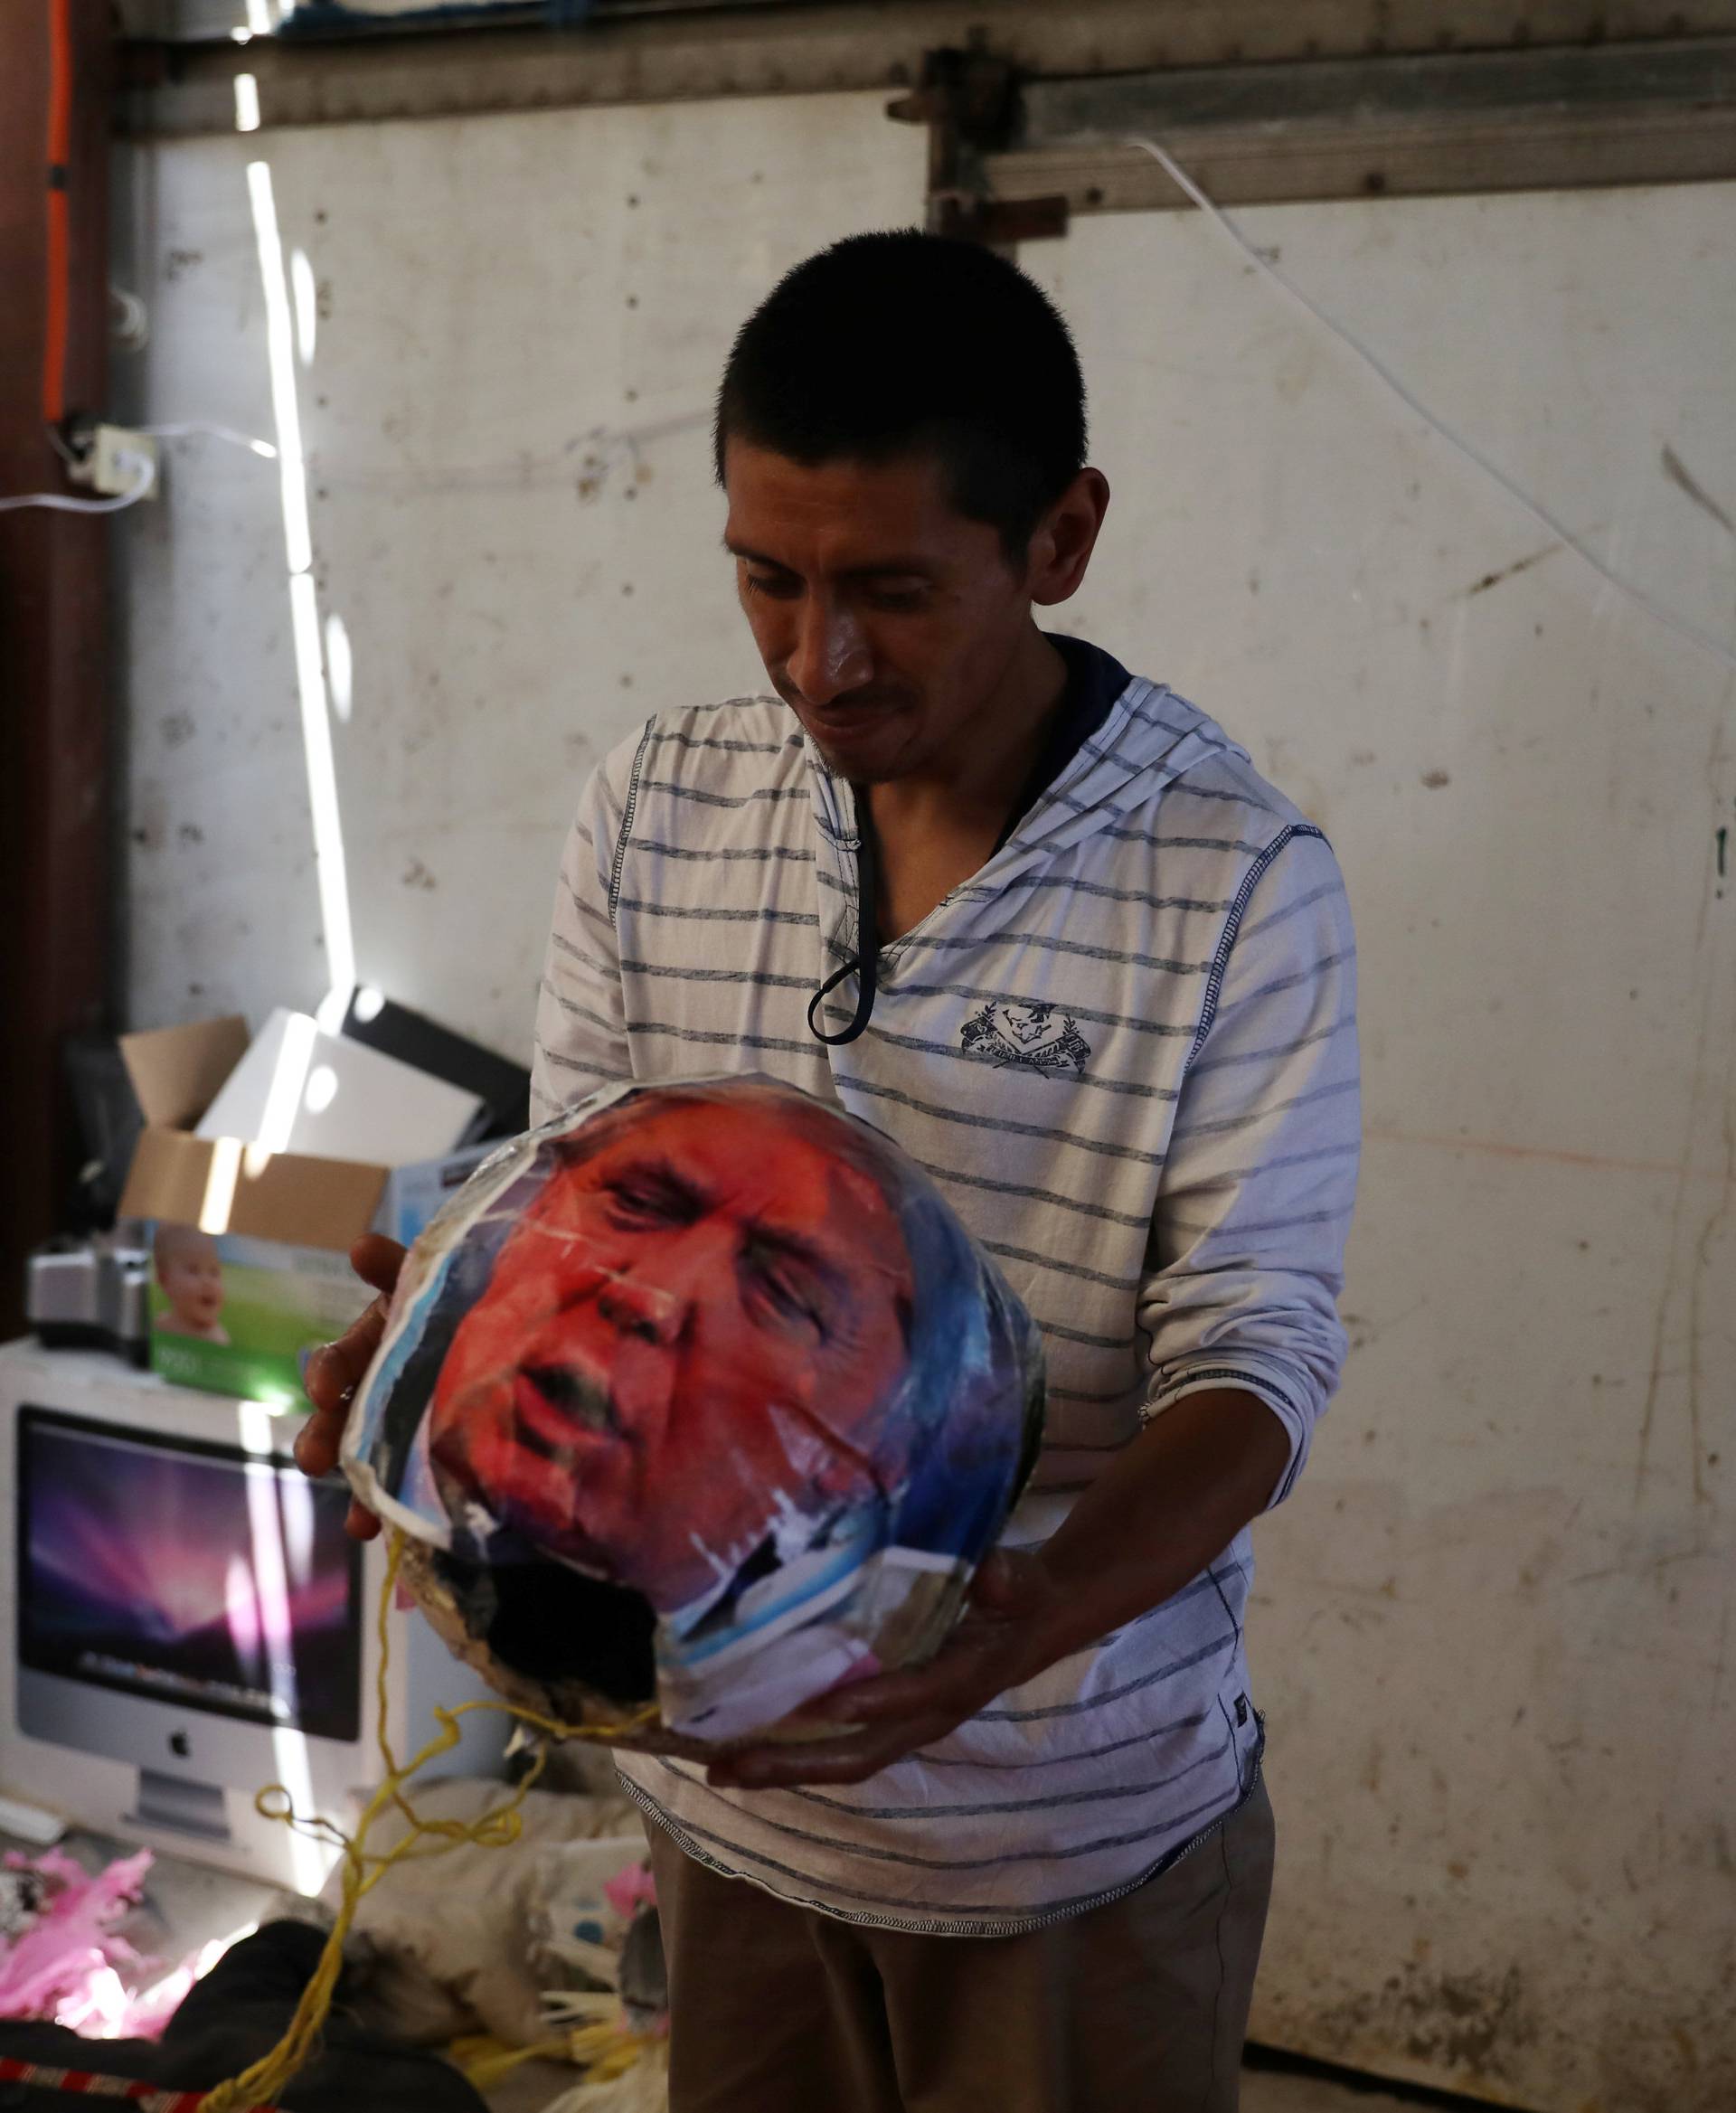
[528,646,1359,1936]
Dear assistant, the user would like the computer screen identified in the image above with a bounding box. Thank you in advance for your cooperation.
[16,1408,362,1744]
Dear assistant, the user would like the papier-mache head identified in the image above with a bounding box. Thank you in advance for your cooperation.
[343,1075,1043,1746]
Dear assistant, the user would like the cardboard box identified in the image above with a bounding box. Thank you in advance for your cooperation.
[118,1018,494,1409]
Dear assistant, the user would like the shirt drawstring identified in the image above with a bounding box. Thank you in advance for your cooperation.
[807,789,880,1046]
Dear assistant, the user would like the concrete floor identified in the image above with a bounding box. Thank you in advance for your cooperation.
[490,2061,1436,2113]
[483,2053,1432,2112]
[482,2057,1425,2113]
[1242,2072,1423,2113]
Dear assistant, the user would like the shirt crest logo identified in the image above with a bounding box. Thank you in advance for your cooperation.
[959,1002,1091,1079]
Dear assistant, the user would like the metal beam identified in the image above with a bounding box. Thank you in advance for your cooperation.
[988,39,1736,211]
[118,0,820,43]
[0,0,116,1335]
[123,0,1736,137]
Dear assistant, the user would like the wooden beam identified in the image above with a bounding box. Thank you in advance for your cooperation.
[0,1,115,1333]
[122,0,1736,137]
[991,38,1736,211]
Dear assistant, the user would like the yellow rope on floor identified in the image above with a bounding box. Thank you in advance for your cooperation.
[195,1529,659,2113]
[452,2019,655,2090]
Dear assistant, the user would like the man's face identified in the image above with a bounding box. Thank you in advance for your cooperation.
[427,1096,914,1609]
[160,1246,223,1330]
[722,439,1041,785]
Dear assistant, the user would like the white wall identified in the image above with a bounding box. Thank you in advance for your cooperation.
[1024,186,1736,2110]
[116,99,1735,2110]
[115,93,923,1042]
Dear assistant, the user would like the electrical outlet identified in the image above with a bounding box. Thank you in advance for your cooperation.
[69,424,159,498]
[92,425,158,497]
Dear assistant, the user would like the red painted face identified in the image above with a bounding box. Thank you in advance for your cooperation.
[426,1096,915,1609]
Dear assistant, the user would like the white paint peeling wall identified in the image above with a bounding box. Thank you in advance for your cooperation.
[1028,186,1736,2110]
[115,93,921,1042]
[115,99,1734,2110]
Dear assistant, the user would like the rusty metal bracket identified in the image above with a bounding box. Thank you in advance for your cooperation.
[888,46,1069,246]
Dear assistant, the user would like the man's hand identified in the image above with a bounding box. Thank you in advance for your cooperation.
[293,1233,406,1540]
[706,1551,1070,1791]
[704,1387,1294,1795]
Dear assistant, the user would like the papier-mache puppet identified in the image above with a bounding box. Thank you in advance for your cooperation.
[342,1076,1044,1748]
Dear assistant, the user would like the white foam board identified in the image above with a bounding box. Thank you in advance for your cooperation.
[194,1008,483,1168]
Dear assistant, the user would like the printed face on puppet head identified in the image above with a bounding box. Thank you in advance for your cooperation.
[425,1093,916,1610]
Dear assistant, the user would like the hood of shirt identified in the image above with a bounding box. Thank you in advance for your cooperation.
[804,673,1250,974]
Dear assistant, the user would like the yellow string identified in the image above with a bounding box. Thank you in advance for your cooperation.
[196,1530,659,2113]
[451,2022,659,2089]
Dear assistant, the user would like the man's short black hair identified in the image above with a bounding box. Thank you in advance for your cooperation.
[714,230,1087,559]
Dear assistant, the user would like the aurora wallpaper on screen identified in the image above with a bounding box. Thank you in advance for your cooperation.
[18,1410,362,1741]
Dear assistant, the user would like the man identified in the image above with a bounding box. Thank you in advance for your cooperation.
[299,231,1359,2109]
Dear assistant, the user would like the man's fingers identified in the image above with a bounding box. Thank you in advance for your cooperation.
[297,1318,381,1476]
[350,1234,407,1297]
[301,1238,402,1413]
[296,1240,405,1482]
[793,1662,965,1727]
[291,1238,400,1536]
[293,1420,381,1535]
[967,1548,1047,1614]
[292,1409,343,1478]
[708,1728,910,1791]
[302,1298,390,1416]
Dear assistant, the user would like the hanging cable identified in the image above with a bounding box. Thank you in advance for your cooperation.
[140,421,278,458]
[29,7,270,496]
[0,461,156,514]
[1124,137,1736,679]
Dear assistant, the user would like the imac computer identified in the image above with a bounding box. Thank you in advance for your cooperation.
[16,1406,363,1845]
[0,1342,506,1891]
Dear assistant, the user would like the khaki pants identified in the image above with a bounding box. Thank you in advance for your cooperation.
[646,1780,1275,2113]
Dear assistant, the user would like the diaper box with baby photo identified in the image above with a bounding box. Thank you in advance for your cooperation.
[117,1017,495,1407]
[144,1222,374,1405]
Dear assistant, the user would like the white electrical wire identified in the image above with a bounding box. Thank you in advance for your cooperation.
[0,464,156,514]
[140,420,278,458]
[1125,137,1736,678]
[0,422,272,514]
